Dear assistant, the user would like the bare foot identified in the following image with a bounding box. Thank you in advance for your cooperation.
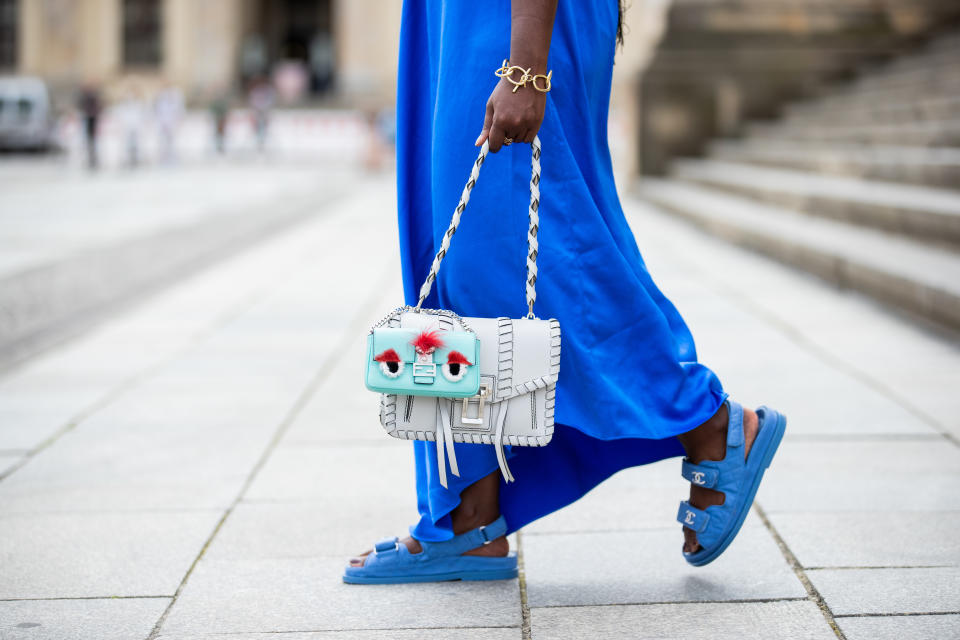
[677,403,760,554]
[348,533,509,567]
[349,469,506,568]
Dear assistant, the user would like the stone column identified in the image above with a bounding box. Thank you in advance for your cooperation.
[332,0,402,109]
[18,0,119,91]
[609,0,671,186]
[164,0,243,95]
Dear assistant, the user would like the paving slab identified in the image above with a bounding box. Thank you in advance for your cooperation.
[201,500,418,562]
[756,439,960,512]
[158,556,521,634]
[157,630,520,640]
[766,512,960,568]
[838,613,960,640]
[523,517,804,607]
[0,510,221,599]
[809,567,960,615]
[0,163,351,278]
[80,385,289,433]
[0,161,360,365]
[0,454,22,476]
[0,249,395,512]
[244,443,415,504]
[0,226,324,452]
[0,404,283,512]
[529,600,835,639]
[0,597,169,640]
[522,461,686,535]
[0,380,114,451]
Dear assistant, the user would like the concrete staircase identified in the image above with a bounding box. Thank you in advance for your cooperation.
[637,30,960,331]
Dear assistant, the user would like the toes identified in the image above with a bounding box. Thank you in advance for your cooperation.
[348,549,373,567]
[682,527,701,554]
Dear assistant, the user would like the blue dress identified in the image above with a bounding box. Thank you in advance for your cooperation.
[396,0,727,541]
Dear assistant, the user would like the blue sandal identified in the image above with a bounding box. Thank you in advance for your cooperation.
[343,515,518,584]
[677,401,786,567]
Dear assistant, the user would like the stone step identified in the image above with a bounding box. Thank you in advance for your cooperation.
[709,140,960,189]
[771,33,960,127]
[853,48,960,89]
[746,119,960,147]
[636,179,960,330]
[794,75,960,116]
[783,94,960,127]
[928,30,960,50]
[670,159,960,246]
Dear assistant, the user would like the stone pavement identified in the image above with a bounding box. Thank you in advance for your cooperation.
[0,174,958,639]
[0,157,359,368]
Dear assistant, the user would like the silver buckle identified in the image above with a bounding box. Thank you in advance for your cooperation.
[461,382,492,425]
[413,362,437,378]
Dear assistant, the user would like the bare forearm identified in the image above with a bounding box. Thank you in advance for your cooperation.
[510,0,558,74]
[476,0,557,151]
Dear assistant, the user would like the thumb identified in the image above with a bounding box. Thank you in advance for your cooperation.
[476,101,494,146]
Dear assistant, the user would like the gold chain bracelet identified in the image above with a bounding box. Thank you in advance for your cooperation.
[495,59,552,93]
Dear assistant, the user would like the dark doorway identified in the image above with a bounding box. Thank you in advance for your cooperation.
[122,0,163,68]
[243,0,334,96]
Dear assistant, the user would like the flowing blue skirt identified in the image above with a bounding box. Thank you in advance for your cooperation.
[396,0,727,541]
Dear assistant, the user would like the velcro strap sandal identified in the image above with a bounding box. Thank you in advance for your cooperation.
[342,515,518,584]
[677,401,787,567]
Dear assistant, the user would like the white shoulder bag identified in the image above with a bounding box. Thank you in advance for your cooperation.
[368,137,560,488]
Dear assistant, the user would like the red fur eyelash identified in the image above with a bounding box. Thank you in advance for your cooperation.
[374,348,402,363]
[411,329,445,352]
[446,350,473,366]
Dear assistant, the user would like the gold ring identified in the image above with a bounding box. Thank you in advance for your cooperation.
[504,137,514,146]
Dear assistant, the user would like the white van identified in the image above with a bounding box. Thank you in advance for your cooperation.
[0,76,55,151]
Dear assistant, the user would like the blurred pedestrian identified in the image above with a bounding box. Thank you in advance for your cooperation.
[364,107,396,172]
[248,77,275,153]
[154,82,184,165]
[76,82,102,170]
[309,32,335,94]
[210,90,229,154]
[115,85,147,169]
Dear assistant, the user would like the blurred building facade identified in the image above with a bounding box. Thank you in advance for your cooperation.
[0,0,671,180]
[0,0,402,108]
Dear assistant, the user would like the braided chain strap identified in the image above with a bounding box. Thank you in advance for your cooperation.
[415,136,543,318]
[526,141,540,318]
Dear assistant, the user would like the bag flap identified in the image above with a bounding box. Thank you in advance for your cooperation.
[371,328,416,363]
[434,332,479,366]
[372,327,478,366]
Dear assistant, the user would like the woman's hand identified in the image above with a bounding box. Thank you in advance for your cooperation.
[475,0,557,152]
[475,75,547,152]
